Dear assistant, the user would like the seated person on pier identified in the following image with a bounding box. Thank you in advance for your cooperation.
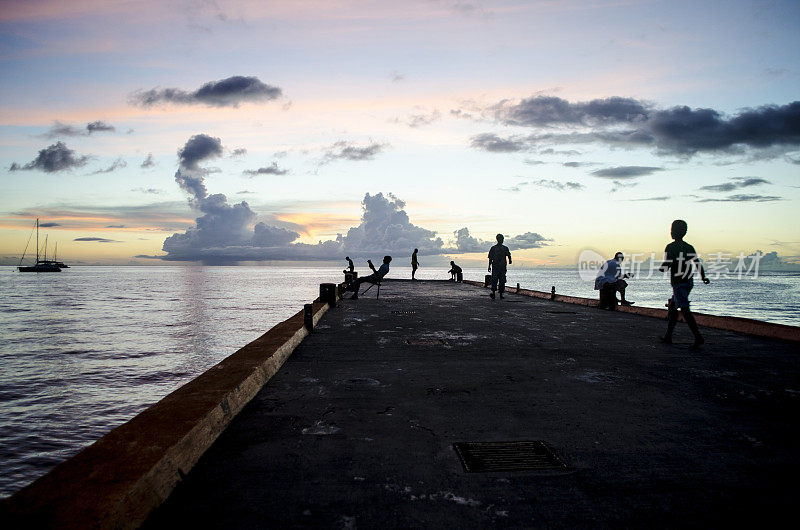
[345,256,392,299]
[343,256,354,274]
[448,261,463,282]
[594,252,634,309]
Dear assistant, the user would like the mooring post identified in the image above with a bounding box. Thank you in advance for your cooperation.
[304,303,314,332]
[320,283,337,308]
[551,286,556,300]
[516,282,520,293]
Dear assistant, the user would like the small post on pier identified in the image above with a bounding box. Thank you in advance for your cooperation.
[551,286,556,300]
[304,303,314,332]
[320,283,337,308]
[516,282,520,293]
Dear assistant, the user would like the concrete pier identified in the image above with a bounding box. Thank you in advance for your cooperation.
[145,280,799,528]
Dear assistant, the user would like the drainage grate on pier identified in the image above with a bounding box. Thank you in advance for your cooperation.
[453,441,568,472]
[405,338,447,346]
[391,310,416,315]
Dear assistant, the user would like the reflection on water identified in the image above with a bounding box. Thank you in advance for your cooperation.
[0,265,797,497]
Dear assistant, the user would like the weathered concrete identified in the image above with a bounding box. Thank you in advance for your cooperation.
[0,301,330,530]
[463,280,800,342]
[146,280,800,529]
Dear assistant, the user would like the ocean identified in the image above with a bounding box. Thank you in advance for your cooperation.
[1,264,798,498]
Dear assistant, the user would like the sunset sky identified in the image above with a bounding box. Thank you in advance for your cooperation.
[1,0,798,266]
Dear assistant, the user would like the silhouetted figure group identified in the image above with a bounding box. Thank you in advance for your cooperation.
[448,261,462,282]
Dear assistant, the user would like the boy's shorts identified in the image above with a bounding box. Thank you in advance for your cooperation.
[671,280,693,309]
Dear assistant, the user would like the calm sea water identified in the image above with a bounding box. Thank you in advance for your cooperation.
[1,264,798,497]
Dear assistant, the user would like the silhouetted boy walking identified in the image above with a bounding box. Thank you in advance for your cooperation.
[659,220,710,348]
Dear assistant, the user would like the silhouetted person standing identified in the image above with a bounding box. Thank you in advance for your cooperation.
[347,256,392,299]
[488,234,512,299]
[343,256,354,274]
[659,220,710,348]
[411,249,419,280]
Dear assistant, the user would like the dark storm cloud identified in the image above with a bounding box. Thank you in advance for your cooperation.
[9,142,91,172]
[470,133,528,153]
[491,96,651,127]
[243,162,288,176]
[74,237,119,243]
[591,166,664,179]
[130,76,282,108]
[697,194,782,203]
[469,96,800,158]
[91,157,127,174]
[699,177,771,192]
[322,141,388,163]
[44,120,116,138]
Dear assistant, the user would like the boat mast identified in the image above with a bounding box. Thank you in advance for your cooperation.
[36,218,39,263]
[44,234,48,262]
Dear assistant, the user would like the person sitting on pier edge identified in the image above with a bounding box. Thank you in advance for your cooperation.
[343,256,354,274]
[488,234,512,299]
[346,256,392,299]
[448,261,463,282]
[595,252,635,309]
[411,248,419,280]
[659,219,709,349]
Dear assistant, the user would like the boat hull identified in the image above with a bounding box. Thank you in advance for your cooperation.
[18,265,61,272]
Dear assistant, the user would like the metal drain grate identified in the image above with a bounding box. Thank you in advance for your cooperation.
[405,338,446,346]
[392,310,416,315]
[453,441,568,472]
[547,310,577,314]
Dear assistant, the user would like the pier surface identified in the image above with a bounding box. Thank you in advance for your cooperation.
[147,280,799,528]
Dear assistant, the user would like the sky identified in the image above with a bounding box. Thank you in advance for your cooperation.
[1,0,798,267]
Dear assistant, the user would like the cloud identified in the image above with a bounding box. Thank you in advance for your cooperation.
[74,237,119,243]
[468,96,800,158]
[140,153,155,168]
[38,222,61,227]
[699,177,771,192]
[610,180,639,193]
[243,162,288,176]
[563,161,595,168]
[44,120,115,138]
[591,166,664,179]
[174,134,223,198]
[86,121,115,133]
[130,76,282,108]
[231,148,248,157]
[322,141,387,163]
[9,141,90,172]
[395,108,441,128]
[470,133,528,153]
[502,179,584,192]
[131,187,164,194]
[445,227,549,253]
[628,196,670,201]
[490,95,651,127]
[91,157,127,174]
[106,225,125,228]
[697,194,782,202]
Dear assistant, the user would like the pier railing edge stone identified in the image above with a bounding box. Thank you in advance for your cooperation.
[0,300,331,530]
[462,280,799,342]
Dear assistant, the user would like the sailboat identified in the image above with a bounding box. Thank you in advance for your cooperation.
[18,218,64,272]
